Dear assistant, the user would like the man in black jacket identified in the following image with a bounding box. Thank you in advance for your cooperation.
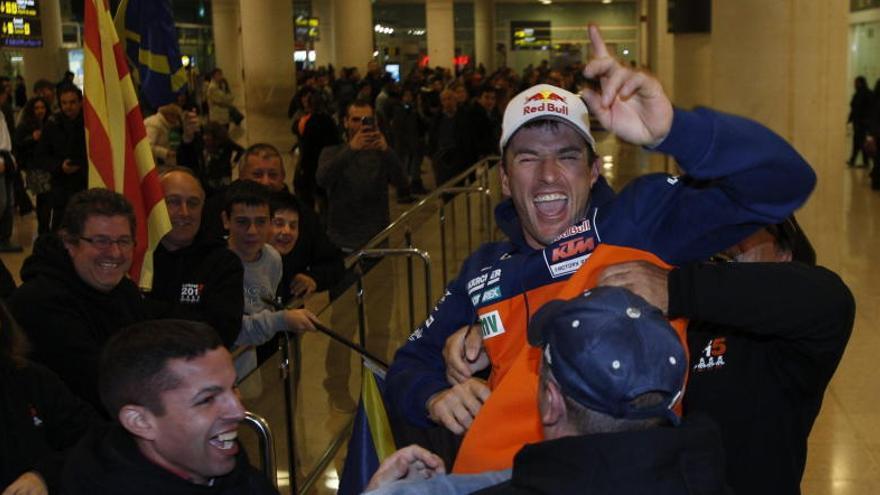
[62,319,278,495]
[34,84,86,232]
[9,189,160,411]
[596,218,855,495]
[150,167,245,348]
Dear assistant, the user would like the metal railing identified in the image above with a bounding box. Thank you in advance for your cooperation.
[242,411,278,489]
[235,155,502,495]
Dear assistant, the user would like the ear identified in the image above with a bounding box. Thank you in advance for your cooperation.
[118,405,158,441]
[500,164,511,197]
[221,211,230,231]
[540,379,566,428]
[777,249,793,263]
[589,155,600,187]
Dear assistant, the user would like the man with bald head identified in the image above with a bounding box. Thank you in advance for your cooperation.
[150,167,244,347]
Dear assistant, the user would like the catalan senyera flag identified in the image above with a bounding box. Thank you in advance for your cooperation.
[114,0,187,109]
[84,0,170,288]
[338,359,396,495]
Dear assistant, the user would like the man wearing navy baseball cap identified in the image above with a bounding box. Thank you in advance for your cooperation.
[365,286,731,494]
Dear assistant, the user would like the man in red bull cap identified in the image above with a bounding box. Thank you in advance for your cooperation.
[387,25,816,471]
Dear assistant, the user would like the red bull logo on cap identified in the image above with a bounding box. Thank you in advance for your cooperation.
[522,90,569,116]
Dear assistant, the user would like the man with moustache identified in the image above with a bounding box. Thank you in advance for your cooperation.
[150,166,245,347]
[9,189,160,411]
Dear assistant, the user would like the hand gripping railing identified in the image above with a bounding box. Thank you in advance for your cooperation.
[242,411,278,489]
[352,247,432,343]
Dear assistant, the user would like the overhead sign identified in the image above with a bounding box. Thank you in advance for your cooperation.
[0,0,42,48]
[294,16,319,42]
[511,20,550,51]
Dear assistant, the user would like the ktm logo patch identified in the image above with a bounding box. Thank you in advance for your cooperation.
[551,237,595,263]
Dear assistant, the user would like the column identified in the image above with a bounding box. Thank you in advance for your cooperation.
[313,0,336,68]
[426,0,454,70]
[708,1,847,268]
[646,0,674,99]
[210,0,245,108]
[333,0,374,74]
[22,0,64,84]
[238,0,297,149]
[474,0,494,71]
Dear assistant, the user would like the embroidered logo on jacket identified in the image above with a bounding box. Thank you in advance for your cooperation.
[479,310,506,339]
[544,236,595,278]
[693,337,727,372]
[180,283,205,304]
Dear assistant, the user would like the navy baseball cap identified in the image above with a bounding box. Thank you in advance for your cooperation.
[527,286,686,425]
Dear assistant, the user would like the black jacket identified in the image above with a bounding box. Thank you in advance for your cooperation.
[475,415,731,495]
[0,360,99,493]
[62,423,278,495]
[149,234,245,348]
[670,262,855,495]
[8,235,160,412]
[34,111,86,202]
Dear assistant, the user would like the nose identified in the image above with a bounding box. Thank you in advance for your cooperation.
[538,155,560,184]
[225,392,247,422]
[106,241,124,257]
[179,203,189,217]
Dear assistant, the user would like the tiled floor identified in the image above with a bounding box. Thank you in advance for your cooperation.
[3,131,878,494]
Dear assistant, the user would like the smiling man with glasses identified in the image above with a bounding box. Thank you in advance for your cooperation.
[8,188,163,412]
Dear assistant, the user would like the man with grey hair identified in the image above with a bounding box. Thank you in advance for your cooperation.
[365,286,730,494]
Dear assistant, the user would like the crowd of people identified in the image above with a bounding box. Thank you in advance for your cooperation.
[0,25,857,495]
[848,75,880,190]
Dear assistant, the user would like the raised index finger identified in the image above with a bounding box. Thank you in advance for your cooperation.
[588,24,610,59]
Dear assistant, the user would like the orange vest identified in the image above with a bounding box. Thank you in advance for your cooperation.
[453,244,689,473]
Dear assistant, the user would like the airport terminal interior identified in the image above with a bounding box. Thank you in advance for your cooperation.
[1,0,880,494]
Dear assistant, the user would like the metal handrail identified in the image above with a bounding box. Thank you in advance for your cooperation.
[234,156,501,494]
[242,411,278,489]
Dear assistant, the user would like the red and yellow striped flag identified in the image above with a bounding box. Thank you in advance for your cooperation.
[83,0,170,288]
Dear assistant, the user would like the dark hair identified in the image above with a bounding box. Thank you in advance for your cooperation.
[347,99,373,117]
[473,85,497,98]
[62,188,136,239]
[767,216,816,265]
[99,319,223,417]
[0,300,30,369]
[223,179,270,216]
[269,191,301,217]
[57,83,83,100]
[239,142,282,172]
[202,121,229,142]
[19,96,51,127]
[32,79,54,93]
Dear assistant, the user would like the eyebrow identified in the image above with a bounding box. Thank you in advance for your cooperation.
[512,146,585,156]
[191,385,224,405]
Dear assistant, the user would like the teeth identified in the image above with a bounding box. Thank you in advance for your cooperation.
[216,431,237,441]
[534,193,567,202]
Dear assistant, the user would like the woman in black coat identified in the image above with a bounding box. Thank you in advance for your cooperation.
[14,97,51,234]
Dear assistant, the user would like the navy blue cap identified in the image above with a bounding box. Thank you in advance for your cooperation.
[527,286,686,425]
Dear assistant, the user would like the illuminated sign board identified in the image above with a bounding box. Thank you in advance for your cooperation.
[0,0,41,48]
[294,16,319,42]
[511,21,550,51]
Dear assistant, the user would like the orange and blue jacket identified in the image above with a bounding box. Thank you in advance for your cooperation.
[385,107,816,465]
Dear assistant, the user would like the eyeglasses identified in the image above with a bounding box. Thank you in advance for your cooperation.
[79,236,136,250]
